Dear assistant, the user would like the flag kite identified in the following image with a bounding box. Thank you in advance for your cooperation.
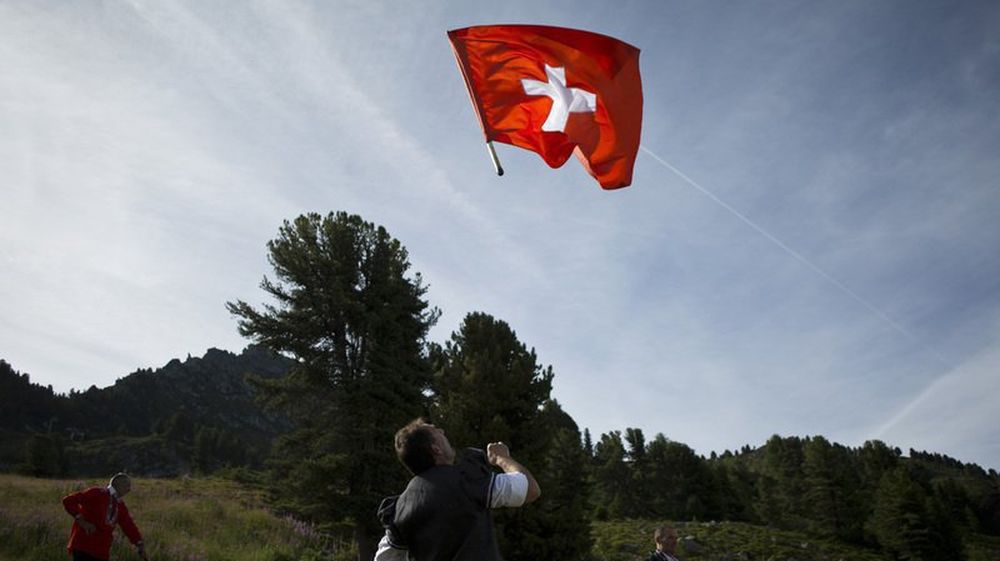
[448,24,642,189]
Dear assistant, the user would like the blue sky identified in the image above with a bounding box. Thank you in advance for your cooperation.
[3,1,999,469]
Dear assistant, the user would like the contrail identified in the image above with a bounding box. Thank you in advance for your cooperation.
[638,146,960,444]
[639,144,916,341]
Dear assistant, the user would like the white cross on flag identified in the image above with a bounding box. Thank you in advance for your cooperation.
[521,64,597,133]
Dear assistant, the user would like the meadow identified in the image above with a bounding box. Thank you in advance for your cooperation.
[0,474,343,561]
[591,518,1000,561]
[5,473,999,561]
[591,519,887,561]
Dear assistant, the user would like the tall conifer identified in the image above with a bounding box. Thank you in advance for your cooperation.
[227,212,438,561]
[429,312,592,561]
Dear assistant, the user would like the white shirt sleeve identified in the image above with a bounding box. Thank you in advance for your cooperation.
[489,472,528,508]
[375,533,407,561]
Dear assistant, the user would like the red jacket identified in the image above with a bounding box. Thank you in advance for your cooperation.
[62,486,142,561]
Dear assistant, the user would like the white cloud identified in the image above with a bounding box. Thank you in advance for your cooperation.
[2,1,999,471]
[870,325,1000,468]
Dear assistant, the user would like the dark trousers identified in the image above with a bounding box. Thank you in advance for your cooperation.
[72,550,107,561]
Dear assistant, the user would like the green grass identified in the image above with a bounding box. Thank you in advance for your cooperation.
[592,518,1000,561]
[592,519,887,561]
[965,533,1000,561]
[6,474,996,561]
[0,474,345,561]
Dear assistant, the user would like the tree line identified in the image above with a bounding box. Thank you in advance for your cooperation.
[0,347,291,476]
[225,211,1000,561]
[586,428,999,560]
[3,211,998,561]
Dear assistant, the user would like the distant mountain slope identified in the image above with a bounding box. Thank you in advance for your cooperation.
[78,345,293,440]
[0,346,293,474]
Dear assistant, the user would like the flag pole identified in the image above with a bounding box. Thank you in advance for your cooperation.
[448,31,504,177]
[486,141,504,176]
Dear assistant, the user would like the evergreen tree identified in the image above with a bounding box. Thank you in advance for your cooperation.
[227,212,438,561]
[974,479,1000,534]
[520,402,592,561]
[858,440,900,489]
[755,435,806,529]
[163,411,195,444]
[193,427,216,474]
[644,434,716,520]
[932,478,973,530]
[430,312,552,453]
[713,458,757,522]
[20,434,66,477]
[868,466,965,561]
[624,427,651,517]
[430,313,590,561]
[0,360,64,432]
[802,436,863,542]
[592,431,630,519]
[624,427,646,462]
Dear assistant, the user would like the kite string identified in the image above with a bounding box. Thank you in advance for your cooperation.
[639,145,962,441]
[638,144,918,344]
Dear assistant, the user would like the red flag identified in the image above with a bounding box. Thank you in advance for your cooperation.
[448,25,642,189]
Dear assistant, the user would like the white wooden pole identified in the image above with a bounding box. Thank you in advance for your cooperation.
[486,141,504,176]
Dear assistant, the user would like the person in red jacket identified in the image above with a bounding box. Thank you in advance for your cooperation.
[61,473,148,561]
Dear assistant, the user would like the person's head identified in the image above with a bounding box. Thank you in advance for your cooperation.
[654,524,678,555]
[394,419,455,475]
[109,473,132,497]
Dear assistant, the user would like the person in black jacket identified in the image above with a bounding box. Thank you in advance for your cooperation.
[645,524,682,561]
[375,418,540,561]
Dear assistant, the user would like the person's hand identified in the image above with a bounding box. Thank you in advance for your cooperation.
[487,441,511,466]
[485,441,541,503]
[77,516,96,535]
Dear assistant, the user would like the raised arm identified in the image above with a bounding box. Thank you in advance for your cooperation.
[487,442,540,504]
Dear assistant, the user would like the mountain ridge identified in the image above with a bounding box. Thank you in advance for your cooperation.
[0,346,293,475]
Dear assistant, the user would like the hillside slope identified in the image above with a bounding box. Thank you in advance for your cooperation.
[0,473,338,561]
[1,347,293,475]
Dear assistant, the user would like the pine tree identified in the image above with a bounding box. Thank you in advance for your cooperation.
[227,212,438,561]
[592,431,630,519]
[755,435,807,529]
[643,434,717,520]
[711,459,757,522]
[429,313,552,454]
[624,427,651,517]
[20,434,65,477]
[522,403,592,561]
[858,439,900,490]
[193,427,216,474]
[429,312,590,561]
[868,466,965,561]
[802,436,863,541]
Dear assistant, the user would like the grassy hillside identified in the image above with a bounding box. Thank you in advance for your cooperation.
[6,473,999,561]
[592,518,1000,561]
[592,519,885,561]
[0,474,346,561]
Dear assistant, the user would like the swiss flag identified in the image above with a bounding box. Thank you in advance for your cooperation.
[448,25,642,190]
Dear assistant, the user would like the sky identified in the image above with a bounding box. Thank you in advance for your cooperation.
[3,1,999,470]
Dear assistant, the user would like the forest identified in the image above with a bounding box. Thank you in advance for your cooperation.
[3,211,999,561]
